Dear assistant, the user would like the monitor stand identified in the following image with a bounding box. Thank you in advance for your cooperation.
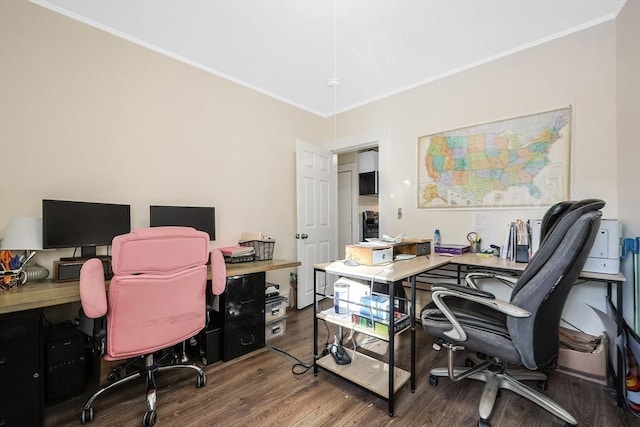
[60,247,110,262]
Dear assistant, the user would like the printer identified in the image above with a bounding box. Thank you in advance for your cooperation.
[530,218,620,275]
[582,219,621,275]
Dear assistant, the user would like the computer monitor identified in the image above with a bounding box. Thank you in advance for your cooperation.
[149,205,215,240]
[42,199,131,260]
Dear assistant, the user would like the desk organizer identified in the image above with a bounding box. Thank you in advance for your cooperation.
[239,239,275,260]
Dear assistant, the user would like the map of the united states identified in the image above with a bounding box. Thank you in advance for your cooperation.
[418,108,570,208]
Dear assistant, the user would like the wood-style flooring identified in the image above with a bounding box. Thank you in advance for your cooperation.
[45,302,638,426]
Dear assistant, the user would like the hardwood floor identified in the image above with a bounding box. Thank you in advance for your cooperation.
[46,303,638,426]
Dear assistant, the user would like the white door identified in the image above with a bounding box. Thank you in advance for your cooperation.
[296,139,336,309]
[338,162,359,259]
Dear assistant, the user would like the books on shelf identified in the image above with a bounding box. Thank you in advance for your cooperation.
[319,307,410,335]
[352,311,411,335]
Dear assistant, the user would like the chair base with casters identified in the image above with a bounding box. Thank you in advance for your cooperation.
[80,351,207,426]
[427,342,577,427]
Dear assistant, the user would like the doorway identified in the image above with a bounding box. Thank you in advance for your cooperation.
[337,147,379,256]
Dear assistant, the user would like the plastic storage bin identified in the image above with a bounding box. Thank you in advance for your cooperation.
[265,317,287,340]
[265,296,287,323]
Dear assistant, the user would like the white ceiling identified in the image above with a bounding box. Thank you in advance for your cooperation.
[33,0,626,117]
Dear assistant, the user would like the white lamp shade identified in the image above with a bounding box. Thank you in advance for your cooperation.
[1,217,44,250]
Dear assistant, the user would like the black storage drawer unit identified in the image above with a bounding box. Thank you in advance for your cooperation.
[224,321,265,361]
[213,272,266,361]
[0,310,43,427]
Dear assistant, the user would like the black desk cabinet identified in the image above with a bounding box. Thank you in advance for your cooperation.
[0,310,43,427]
[213,272,266,361]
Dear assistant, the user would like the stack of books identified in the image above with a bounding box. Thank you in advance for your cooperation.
[434,244,470,256]
[219,245,255,263]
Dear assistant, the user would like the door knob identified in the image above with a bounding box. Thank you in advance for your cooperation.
[300,233,309,239]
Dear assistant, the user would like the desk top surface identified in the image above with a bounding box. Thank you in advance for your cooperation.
[316,255,451,283]
[315,252,625,283]
[0,258,300,315]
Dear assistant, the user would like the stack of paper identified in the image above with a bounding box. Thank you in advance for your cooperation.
[219,246,255,257]
[500,219,531,261]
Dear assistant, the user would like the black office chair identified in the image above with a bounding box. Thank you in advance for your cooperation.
[421,199,604,427]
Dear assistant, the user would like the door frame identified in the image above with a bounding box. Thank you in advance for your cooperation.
[329,128,389,233]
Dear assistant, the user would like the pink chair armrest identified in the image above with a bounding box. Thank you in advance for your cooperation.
[210,249,226,295]
[80,258,108,318]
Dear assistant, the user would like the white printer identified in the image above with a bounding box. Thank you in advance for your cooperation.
[530,218,621,275]
[582,219,621,275]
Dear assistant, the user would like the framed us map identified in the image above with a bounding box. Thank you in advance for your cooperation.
[418,107,571,209]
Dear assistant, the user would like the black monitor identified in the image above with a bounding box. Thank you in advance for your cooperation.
[42,199,131,260]
[149,205,215,240]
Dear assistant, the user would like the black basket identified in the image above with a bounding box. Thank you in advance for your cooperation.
[223,254,255,264]
[239,239,275,261]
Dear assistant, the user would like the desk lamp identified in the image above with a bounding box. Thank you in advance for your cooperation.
[1,216,49,282]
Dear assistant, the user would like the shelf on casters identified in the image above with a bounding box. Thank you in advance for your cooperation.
[316,310,410,342]
[316,353,410,398]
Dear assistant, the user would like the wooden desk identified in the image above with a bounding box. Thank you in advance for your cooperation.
[0,259,300,315]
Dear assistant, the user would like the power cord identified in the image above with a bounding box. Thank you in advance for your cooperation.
[267,318,332,376]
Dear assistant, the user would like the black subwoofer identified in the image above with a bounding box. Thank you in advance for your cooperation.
[45,323,87,405]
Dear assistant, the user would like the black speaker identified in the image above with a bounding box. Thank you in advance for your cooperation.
[45,323,87,405]
[53,257,111,283]
[197,318,222,366]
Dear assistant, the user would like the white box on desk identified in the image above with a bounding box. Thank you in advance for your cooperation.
[345,244,393,266]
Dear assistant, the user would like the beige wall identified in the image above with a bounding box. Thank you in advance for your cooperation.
[617,0,640,326]
[0,1,325,288]
[329,19,620,335]
[331,20,618,244]
[2,1,637,332]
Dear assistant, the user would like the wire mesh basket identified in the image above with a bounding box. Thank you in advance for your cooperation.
[239,239,275,261]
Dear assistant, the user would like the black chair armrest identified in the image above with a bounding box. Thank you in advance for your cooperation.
[430,284,530,342]
[432,282,496,299]
[464,271,518,289]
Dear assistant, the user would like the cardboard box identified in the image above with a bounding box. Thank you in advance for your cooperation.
[345,244,393,265]
[394,238,431,256]
[556,327,607,385]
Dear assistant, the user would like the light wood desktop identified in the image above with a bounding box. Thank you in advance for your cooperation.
[0,258,300,315]
[316,251,626,409]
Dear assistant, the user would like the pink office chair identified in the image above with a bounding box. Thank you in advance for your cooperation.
[78,227,226,426]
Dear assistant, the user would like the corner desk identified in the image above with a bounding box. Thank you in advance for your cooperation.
[0,258,300,427]
[313,253,626,416]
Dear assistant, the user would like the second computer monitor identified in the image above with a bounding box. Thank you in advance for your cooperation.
[149,205,215,240]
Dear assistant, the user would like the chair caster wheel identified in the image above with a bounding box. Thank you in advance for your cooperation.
[80,407,94,424]
[143,410,157,426]
[478,418,491,427]
[196,373,207,388]
[536,379,548,391]
[429,375,438,386]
